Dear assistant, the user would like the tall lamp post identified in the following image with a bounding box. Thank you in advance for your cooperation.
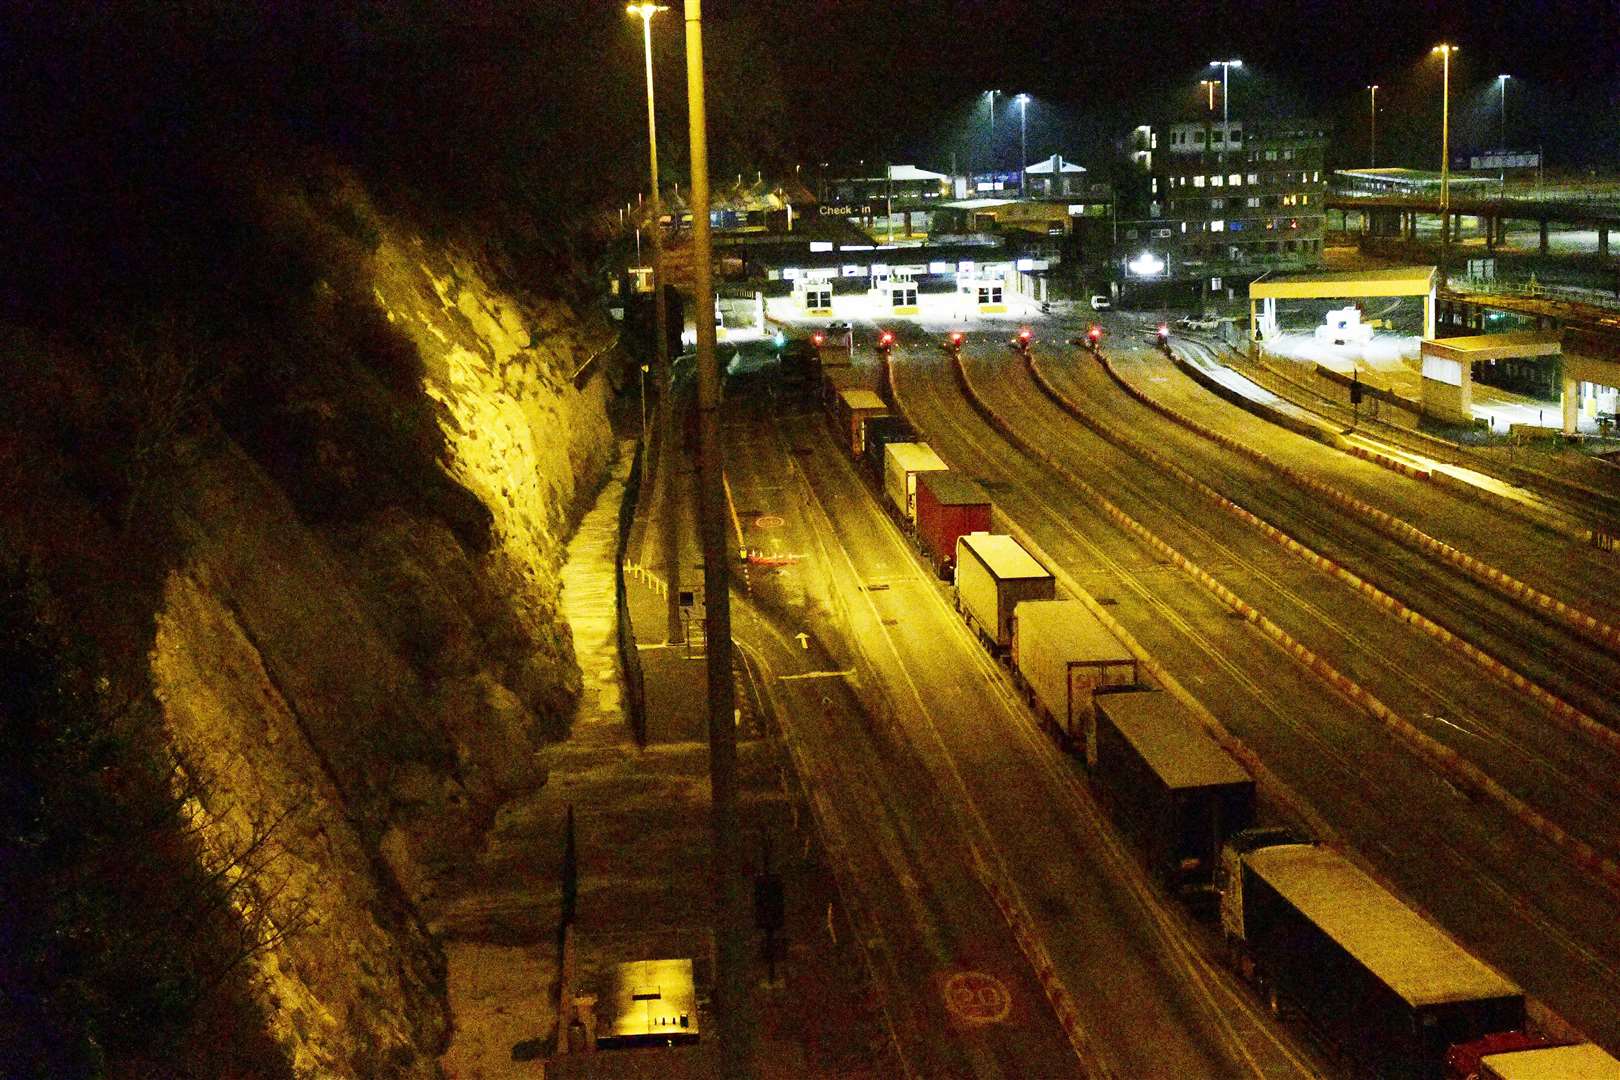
[1016,93,1029,197]
[984,89,1000,182]
[1210,59,1242,125]
[1433,43,1458,285]
[1367,84,1379,167]
[627,2,683,644]
[1433,44,1457,210]
[682,1,752,1073]
[1497,73,1511,193]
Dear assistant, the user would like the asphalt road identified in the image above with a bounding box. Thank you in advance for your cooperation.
[873,314,1620,1053]
[720,355,1329,1078]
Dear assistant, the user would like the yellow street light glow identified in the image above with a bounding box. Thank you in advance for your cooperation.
[626,3,668,15]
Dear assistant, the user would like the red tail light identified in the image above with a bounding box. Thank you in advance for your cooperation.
[811,332,824,346]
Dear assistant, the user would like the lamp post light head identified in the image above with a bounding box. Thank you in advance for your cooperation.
[1016,93,1030,106]
[1210,58,1242,68]
[1432,43,1458,56]
[626,2,668,17]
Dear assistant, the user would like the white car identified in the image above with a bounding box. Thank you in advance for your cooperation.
[1089,295,1112,311]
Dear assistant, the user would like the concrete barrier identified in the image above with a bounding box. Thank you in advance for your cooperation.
[1089,351,1620,661]
[941,350,1620,896]
[1027,352,1619,756]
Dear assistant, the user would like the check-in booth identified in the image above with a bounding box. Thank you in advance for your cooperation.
[957,263,1008,315]
[870,264,922,317]
[792,268,835,316]
[1420,331,1562,426]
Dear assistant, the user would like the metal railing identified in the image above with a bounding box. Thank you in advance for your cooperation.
[1447,275,1620,313]
[615,444,648,746]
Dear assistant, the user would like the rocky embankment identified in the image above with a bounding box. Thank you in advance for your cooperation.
[1,169,619,1076]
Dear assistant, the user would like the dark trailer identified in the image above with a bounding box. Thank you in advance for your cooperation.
[1091,689,1253,887]
[1229,843,1524,1080]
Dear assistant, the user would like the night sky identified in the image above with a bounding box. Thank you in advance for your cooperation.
[3,0,1616,274]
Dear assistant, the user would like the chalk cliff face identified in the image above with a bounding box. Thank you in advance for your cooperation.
[143,179,616,1076]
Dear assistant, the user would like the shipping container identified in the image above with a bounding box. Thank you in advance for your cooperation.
[883,442,949,522]
[954,533,1055,651]
[1011,599,1140,749]
[831,388,890,458]
[1222,840,1524,1080]
[1091,689,1253,886]
[862,415,914,480]
[916,473,992,577]
[1480,1043,1620,1080]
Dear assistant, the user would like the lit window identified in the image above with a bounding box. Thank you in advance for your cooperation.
[1266,150,1277,161]
[1193,175,1205,188]
[1247,173,1259,184]
[1247,196,1261,207]
[1229,173,1242,186]
[1211,198,1225,209]
[1210,276,1222,289]
[1211,175,1224,187]
[1211,219,1225,232]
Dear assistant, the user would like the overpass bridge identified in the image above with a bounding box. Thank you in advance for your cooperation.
[1326,192,1620,256]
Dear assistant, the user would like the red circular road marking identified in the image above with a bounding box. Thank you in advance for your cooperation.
[942,970,1011,1025]
[753,514,785,529]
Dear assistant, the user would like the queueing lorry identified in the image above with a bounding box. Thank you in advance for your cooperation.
[1090,688,1254,888]
[1473,1042,1620,1079]
[954,533,1055,651]
[882,442,948,523]
[1446,1033,1620,1080]
[861,415,913,482]
[915,472,991,577]
[1010,599,1140,748]
[1220,834,1525,1080]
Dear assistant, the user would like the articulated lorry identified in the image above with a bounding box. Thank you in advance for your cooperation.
[882,442,948,523]
[954,533,1054,651]
[1091,688,1253,887]
[1010,599,1140,749]
[1221,835,1524,1080]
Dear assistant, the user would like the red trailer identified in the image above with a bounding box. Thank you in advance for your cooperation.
[916,472,991,576]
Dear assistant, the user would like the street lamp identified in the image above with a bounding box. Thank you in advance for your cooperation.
[1367,85,1379,167]
[1016,93,1029,197]
[1497,73,1511,192]
[1200,79,1218,112]
[1432,44,1458,211]
[985,89,1000,181]
[627,1,682,643]
[1209,59,1242,125]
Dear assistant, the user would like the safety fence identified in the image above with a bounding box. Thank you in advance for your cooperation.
[616,443,648,746]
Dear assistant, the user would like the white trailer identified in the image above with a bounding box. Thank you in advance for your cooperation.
[955,533,1054,651]
[883,442,948,523]
[1481,1044,1620,1080]
[1010,599,1139,747]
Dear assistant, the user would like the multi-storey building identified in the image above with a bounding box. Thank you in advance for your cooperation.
[1157,117,1328,271]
